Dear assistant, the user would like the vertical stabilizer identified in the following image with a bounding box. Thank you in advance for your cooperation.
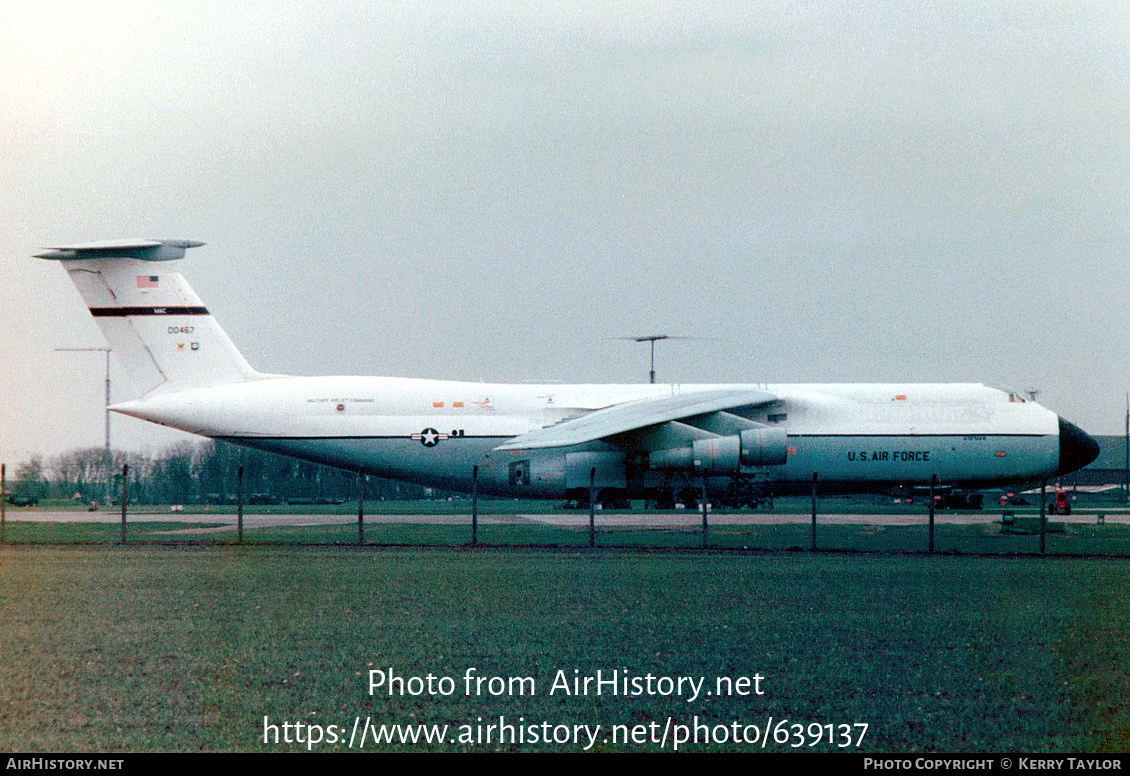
[36,240,263,397]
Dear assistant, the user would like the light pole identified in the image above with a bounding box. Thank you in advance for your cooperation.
[637,335,668,384]
[615,335,716,384]
[55,347,112,507]
[615,334,671,383]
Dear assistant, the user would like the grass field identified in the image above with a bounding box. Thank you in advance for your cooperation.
[3,517,1130,557]
[0,544,1126,752]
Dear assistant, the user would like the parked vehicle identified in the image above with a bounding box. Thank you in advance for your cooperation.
[1048,489,1071,515]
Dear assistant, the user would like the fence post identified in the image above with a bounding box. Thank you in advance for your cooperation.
[119,463,128,545]
[701,474,709,549]
[237,465,244,543]
[471,466,478,547]
[1,463,6,544]
[928,474,936,554]
[1039,478,1047,555]
[589,468,596,548]
[358,468,365,545]
[811,472,818,551]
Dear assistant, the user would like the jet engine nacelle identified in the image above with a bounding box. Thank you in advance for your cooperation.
[738,426,788,466]
[649,426,788,473]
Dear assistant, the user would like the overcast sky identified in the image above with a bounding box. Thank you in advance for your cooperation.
[1,1,1127,463]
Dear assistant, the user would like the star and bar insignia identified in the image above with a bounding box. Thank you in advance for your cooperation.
[411,428,449,447]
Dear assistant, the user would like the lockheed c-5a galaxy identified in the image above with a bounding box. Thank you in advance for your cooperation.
[38,239,1099,507]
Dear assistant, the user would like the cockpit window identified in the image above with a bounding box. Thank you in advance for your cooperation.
[989,385,1032,403]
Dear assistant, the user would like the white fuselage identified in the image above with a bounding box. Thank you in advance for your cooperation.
[112,378,1063,498]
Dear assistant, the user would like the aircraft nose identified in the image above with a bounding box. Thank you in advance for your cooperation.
[1057,417,1100,476]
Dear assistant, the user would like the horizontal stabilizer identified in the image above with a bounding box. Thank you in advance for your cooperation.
[35,239,204,262]
[495,388,777,450]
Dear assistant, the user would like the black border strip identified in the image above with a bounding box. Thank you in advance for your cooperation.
[218,433,1048,442]
[221,435,513,441]
[788,432,1048,438]
[90,306,209,317]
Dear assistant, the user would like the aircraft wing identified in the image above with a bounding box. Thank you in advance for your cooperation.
[494,389,777,450]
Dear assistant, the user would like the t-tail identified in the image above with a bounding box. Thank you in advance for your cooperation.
[36,239,264,397]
